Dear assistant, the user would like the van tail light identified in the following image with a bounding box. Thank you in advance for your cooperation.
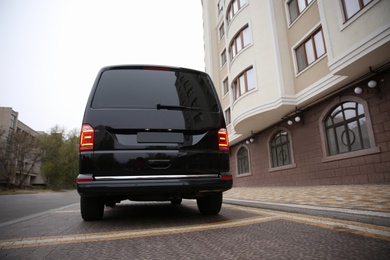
[76,175,94,183]
[218,128,229,152]
[80,124,94,151]
[220,174,232,180]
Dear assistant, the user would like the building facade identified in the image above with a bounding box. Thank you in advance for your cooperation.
[202,0,390,186]
[0,107,45,186]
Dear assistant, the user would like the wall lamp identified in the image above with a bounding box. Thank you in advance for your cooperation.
[245,131,256,145]
[287,115,302,125]
[354,78,384,99]
[283,107,304,126]
[245,138,255,145]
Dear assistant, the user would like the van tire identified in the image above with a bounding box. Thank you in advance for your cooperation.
[196,192,222,215]
[80,197,104,221]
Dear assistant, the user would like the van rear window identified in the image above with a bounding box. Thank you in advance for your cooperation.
[92,69,219,112]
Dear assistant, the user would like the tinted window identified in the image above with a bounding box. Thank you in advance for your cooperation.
[92,69,219,112]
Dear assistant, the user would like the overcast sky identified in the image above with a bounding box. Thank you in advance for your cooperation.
[0,0,205,132]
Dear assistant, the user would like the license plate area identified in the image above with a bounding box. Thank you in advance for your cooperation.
[137,132,184,143]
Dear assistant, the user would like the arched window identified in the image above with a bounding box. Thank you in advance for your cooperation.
[319,97,379,161]
[229,25,252,61]
[237,146,249,174]
[324,101,370,155]
[270,130,292,167]
[226,0,248,24]
[232,67,255,100]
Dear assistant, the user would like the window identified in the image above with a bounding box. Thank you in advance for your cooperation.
[342,0,373,21]
[10,114,16,129]
[325,101,371,156]
[225,108,231,125]
[92,69,219,112]
[229,26,252,60]
[221,49,227,67]
[270,131,292,167]
[237,146,249,174]
[223,78,229,95]
[218,0,224,15]
[233,67,255,100]
[295,28,326,72]
[226,0,247,24]
[219,23,225,40]
[288,0,313,23]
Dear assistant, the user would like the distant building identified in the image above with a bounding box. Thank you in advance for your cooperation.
[202,0,390,186]
[0,107,45,186]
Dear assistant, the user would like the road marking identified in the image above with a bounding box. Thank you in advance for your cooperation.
[0,216,278,250]
[0,203,79,228]
[52,210,80,213]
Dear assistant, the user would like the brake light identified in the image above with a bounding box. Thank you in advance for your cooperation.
[80,124,94,151]
[218,128,229,152]
[143,66,172,71]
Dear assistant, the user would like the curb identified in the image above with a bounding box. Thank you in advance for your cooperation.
[224,198,390,227]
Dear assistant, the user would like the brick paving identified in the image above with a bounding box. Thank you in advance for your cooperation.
[224,184,390,213]
[1,186,390,259]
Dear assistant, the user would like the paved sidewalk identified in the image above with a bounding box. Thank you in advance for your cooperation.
[223,185,390,226]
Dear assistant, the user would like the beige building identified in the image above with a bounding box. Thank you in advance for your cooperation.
[202,0,390,186]
[0,107,45,186]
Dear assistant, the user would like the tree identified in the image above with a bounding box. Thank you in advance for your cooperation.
[0,128,43,188]
[40,126,79,189]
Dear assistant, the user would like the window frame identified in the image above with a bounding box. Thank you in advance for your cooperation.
[236,146,251,176]
[217,0,224,16]
[324,102,369,155]
[221,49,227,67]
[295,27,326,73]
[270,130,292,167]
[319,96,380,162]
[229,25,252,61]
[232,67,255,101]
[222,77,229,96]
[226,0,247,24]
[287,0,314,24]
[219,22,225,40]
[10,114,16,129]
[341,0,374,21]
[268,128,297,172]
[224,107,231,125]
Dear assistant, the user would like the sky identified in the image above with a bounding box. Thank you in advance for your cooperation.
[0,0,205,133]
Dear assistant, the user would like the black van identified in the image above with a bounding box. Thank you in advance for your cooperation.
[76,65,232,221]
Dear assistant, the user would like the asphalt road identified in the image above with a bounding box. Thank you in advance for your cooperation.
[0,190,79,226]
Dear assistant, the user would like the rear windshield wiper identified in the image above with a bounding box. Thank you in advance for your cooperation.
[156,104,200,111]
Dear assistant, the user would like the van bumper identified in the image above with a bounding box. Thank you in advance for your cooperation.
[76,174,233,200]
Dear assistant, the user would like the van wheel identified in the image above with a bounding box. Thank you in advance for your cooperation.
[196,192,222,215]
[80,197,104,221]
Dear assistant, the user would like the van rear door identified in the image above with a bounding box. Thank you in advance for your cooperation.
[81,66,228,178]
